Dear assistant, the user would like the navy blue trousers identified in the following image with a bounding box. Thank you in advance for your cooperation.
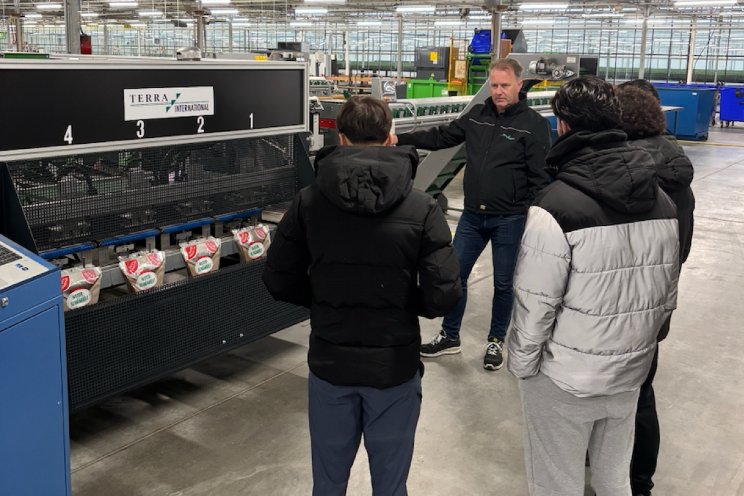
[308,372,422,496]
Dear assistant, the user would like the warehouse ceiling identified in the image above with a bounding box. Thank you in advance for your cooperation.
[1,0,743,25]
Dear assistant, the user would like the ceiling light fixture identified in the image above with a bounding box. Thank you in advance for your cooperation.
[581,13,624,18]
[289,20,313,26]
[304,0,346,3]
[80,11,99,17]
[357,20,382,26]
[24,12,43,18]
[36,3,62,9]
[200,0,230,4]
[109,2,138,7]
[139,9,162,16]
[395,5,436,13]
[295,7,328,14]
[518,3,568,10]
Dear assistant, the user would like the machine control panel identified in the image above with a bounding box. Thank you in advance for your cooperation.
[0,240,50,290]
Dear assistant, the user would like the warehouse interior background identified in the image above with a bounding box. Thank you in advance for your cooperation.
[2,0,744,83]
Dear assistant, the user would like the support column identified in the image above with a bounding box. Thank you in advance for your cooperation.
[196,13,206,51]
[686,17,697,84]
[397,16,403,81]
[344,30,350,80]
[64,0,81,54]
[14,16,24,52]
[228,22,233,52]
[103,22,109,55]
[638,8,649,79]
[491,3,502,61]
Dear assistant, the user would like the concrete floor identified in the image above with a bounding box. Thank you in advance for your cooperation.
[70,126,744,496]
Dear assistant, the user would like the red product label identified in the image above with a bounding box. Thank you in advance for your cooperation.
[61,275,70,291]
[125,259,139,274]
[238,231,249,245]
[147,253,162,266]
[205,240,218,253]
[82,269,98,284]
[184,245,197,260]
[254,227,267,240]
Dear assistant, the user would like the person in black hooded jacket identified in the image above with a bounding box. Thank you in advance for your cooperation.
[263,96,461,496]
[616,81,696,496]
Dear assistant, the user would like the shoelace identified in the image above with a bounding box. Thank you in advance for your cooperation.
[430,332,447,345]
[485,341,502,355]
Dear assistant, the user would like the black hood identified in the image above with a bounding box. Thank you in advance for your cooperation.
[630,135,694,193]
[546,129,658,214]
[314,145,420,215]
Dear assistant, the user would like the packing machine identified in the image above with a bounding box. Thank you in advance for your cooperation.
[0,56,313,411]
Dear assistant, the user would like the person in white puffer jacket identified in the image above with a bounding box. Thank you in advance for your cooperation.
[506,76,680,496]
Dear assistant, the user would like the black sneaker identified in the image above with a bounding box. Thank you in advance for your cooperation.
[420,330,461,357]
[483,338,504,370]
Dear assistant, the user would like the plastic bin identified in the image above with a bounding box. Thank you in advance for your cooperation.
[719,87,744,123]
[655,86,716,141]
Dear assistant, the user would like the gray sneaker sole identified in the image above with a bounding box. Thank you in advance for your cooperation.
[420,347,462,358]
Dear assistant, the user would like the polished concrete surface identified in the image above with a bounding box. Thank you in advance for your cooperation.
[71,127,744,496]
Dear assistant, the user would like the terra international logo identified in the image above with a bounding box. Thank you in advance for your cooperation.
[123,87,215,122]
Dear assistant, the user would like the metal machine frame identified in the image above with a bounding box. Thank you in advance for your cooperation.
[0,57,313,411]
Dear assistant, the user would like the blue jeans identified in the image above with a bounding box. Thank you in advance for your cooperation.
[308,372,422,496]
[442,210,526,342]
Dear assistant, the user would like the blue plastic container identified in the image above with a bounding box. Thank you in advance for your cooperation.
[720,87,744,123]
[655,86,716,141]
[469,29,491,54]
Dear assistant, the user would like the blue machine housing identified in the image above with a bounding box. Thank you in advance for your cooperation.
[0,234,70,496]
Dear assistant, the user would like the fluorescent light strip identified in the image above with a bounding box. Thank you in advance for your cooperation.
[290,21,313,26]
[357,20,382,26]
[209,7,239,14]
[109,2,138,7]
[395,5,435,13]
[434,20,464,26]
[304,0,345,3]
[674,0,736,5]
[24,12,43,18]
[295,7,327,14]
[80,11,98,17]
[201,0,231,4]
[138,10,162,16]
[519,3,568,10]
[582,13,624,18]
[36,3,62,9]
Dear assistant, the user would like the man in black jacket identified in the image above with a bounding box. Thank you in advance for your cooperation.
[263,96,461,496]
[393,58,552,370]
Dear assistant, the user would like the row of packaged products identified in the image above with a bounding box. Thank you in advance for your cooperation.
[60,225,271,311]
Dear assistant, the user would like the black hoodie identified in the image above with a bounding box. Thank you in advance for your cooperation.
[263,145,461,388]
[538,129,677,234]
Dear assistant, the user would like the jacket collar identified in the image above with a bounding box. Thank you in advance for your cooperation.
[483,96,528,117]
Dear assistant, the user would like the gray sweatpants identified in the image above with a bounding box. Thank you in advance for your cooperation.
[519,373,640,496]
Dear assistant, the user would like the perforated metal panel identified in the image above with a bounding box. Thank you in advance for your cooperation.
[65,259,308,411]
[4,135,299,251]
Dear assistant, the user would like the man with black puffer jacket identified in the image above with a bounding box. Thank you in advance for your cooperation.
[616,81,696,496]
[392,58,552,371]
[507,77,680,496]
[263,96,461,496]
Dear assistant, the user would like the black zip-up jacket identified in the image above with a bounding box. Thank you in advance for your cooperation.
[263,145,461,389]
[397,96,552,215]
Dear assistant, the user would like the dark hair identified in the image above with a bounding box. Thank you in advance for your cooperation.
[618,79,660,102]
[615,85,667,139]
[551,76,622,132]
[489,58,523,79]
[336,96,392,144]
